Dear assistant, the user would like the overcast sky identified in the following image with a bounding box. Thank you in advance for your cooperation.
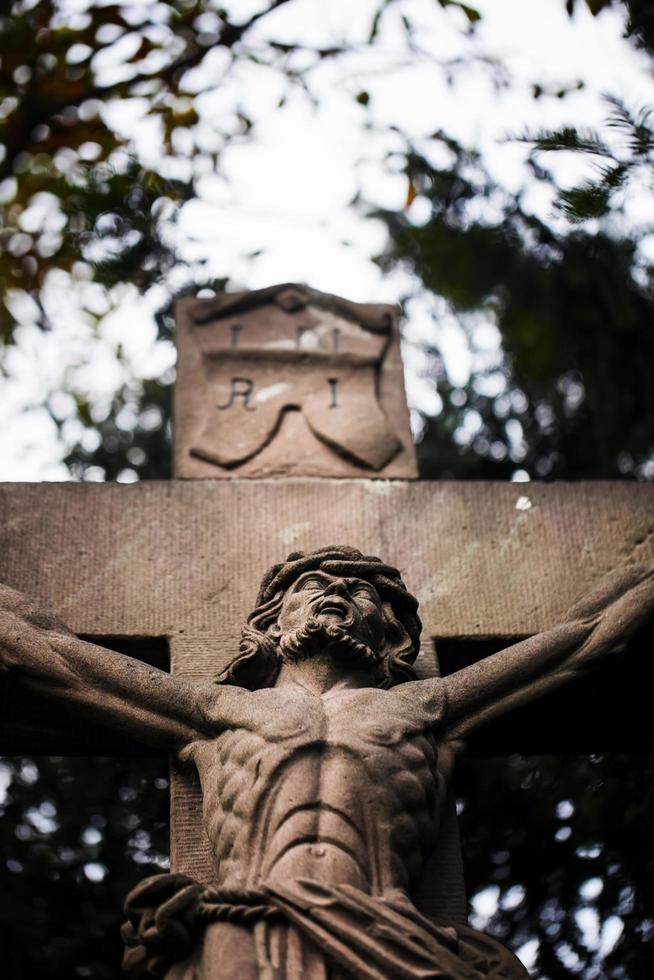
[1,0,653,480]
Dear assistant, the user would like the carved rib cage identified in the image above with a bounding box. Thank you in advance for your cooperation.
[190,685,446,898]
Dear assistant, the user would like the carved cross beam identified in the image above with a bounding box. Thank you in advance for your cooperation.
[1,479,652,900]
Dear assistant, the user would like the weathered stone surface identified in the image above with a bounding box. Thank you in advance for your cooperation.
[1,533,652,978]
[174,284,417,479]
[1,480,651,643]
[1,477,653,908]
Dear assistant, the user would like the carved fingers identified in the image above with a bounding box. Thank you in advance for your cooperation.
[564,562,654,625]
[574,565,654,665]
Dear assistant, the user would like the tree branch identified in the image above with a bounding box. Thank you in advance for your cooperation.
[0,0,295,182]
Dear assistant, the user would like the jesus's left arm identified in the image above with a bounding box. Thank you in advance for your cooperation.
[437,563,654,742]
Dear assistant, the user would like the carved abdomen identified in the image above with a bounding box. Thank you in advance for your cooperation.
[195,722,444,896]
[257,745,377,890]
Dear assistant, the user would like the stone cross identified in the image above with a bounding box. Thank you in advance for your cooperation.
[0,285,653,977]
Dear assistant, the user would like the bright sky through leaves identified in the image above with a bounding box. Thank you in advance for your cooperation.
[1,0,653,480]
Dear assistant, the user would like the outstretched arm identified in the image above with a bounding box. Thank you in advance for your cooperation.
[443,564,654,741]
[0,584,235,752]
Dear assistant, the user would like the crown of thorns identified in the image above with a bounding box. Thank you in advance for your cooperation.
[255,545,422,657]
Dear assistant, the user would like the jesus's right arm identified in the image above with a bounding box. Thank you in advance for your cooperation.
[0,583,248,752]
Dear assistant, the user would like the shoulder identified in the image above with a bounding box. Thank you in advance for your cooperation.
[190,680,257,731]
[192,681,315,737]
[389,677,448,730]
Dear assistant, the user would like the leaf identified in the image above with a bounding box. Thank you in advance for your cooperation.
[457,4,481,23]
[128,38,157,64]
[517,126,613,158]
[603,95,654,154]
[405,177,417,208]
[556,182,613,221]
[438,0,481,24]
[585,0,613,14]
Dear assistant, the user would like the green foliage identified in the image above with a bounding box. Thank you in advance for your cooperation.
[458,753,654,979]
[519,96,654,223]
[374,133,654,479]
[0,0,199,334]
[0,0,354,343]
[0,756,169,979]
[566,0,654,55]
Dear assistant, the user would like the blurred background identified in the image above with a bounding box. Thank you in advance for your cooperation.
[0,0,653,977]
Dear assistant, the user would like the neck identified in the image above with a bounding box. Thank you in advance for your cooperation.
[275,652,374,695]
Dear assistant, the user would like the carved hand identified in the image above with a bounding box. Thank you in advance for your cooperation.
[564,562,654,630]
[444,562,654,741]
[562,562,654,669]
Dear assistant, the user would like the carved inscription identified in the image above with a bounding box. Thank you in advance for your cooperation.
[174,283,418,478]
[216,378,341,413]
[216,378,255,411]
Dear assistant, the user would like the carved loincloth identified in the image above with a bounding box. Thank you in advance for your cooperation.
[121,873,528,979]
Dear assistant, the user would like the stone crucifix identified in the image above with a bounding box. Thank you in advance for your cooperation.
[1,545,652,978]
[1,285,653,977]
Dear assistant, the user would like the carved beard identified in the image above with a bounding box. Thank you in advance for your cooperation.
[278,616,381,673]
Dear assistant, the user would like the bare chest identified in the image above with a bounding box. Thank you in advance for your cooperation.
[191,687,446,888]
[203,685,439,767]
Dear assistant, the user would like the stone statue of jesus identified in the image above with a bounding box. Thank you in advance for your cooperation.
[1,547,652,979]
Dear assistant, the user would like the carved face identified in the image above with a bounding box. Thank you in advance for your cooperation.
[275,571,386,651]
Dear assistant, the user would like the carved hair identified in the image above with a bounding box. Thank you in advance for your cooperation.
[215,546,422,690]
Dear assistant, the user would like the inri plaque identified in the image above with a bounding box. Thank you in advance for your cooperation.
[174,283,417,479]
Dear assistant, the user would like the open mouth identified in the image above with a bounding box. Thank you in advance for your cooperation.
[315,598,350,619]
